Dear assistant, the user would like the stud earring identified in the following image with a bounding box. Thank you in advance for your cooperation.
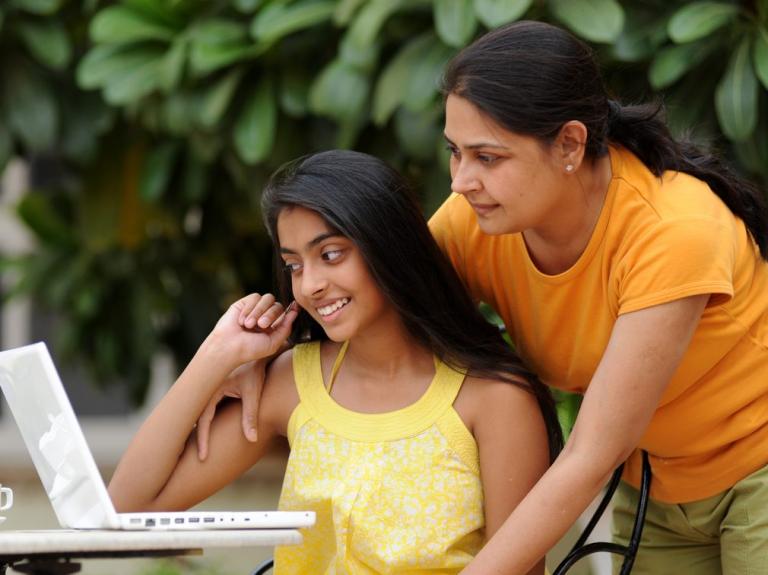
[565,164,574,173]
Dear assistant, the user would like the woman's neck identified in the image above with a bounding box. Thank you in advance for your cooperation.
[523,153,613,275]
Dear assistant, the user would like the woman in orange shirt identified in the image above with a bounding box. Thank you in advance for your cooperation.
[430,20,768,575]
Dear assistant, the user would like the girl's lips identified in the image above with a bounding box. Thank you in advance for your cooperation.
[315,298,350,322]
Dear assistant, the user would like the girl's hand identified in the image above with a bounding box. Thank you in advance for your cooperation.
[208,293,296,364]
[196,294,298,460]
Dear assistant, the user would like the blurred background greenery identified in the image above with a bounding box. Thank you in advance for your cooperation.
[1,0,766,425]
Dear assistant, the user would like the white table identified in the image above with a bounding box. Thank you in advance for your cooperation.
[0,529,301,575]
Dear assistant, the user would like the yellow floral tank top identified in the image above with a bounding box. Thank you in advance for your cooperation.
[274,341,484,574]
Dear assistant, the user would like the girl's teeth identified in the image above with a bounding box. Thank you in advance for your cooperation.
[318,298,349,316]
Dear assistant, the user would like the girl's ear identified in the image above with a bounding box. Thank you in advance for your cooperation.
[555,120,588,173]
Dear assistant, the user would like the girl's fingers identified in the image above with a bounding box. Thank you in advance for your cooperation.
[243,294,278,329]
[237,294,263,325]
[196,397,219,461]
[268,305,299,354]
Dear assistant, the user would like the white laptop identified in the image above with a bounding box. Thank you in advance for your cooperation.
[0,342,315,531]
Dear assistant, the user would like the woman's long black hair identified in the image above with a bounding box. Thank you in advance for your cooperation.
[442,20,768,260]
[261,149,563,462]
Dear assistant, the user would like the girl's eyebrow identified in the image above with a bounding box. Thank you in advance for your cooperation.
[280,232,344,254]
[443,134,509,151]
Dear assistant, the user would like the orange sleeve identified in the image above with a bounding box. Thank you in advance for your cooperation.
[614,216,736,315]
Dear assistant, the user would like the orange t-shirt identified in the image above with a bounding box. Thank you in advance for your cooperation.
[429,146,768,503]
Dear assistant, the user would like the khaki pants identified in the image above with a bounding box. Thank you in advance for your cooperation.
[612,463,768,574]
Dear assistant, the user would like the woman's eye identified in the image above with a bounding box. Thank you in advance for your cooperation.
[477,154,498,164]
[322,249,343,262]
[445,144,460,158]
[283,262,302,273]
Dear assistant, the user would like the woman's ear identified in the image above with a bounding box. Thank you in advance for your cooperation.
[555,120,588,174]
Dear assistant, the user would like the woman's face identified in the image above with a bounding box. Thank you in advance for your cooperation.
[277,206,395,342]
[444,94,566,236]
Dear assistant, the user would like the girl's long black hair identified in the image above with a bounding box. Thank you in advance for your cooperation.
[442,20,768,260]
[261,149,563,462]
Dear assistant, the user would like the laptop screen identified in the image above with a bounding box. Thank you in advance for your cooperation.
[0,343,119,528]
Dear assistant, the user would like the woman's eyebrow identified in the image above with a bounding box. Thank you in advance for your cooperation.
[442,134,509,151]
[280,232,344,254]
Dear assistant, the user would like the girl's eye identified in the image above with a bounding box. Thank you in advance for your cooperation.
[283,262,302,274]
[445,144,460,158]
[477,154,498,164]
[322,249,343,262]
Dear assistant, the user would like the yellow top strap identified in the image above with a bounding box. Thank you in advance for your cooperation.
[326,340,349,393]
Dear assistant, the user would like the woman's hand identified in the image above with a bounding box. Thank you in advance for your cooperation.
[196,293,298,460]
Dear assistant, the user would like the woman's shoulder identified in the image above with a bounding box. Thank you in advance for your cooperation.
[613,147,732,224]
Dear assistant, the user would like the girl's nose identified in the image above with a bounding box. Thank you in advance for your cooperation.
[299,263,328,298]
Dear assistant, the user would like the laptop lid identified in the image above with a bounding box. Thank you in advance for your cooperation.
[0,342,121,528]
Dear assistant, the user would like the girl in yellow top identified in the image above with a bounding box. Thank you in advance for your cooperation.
[430,20,768,575]
[108,150,562,574]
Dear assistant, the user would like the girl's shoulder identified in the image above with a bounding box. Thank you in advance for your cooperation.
[454,374,542,436]
[262,348,300,437]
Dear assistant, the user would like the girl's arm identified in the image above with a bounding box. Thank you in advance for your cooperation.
[461,293,708,575]
[460,375,549,575]
[108,295,297,512]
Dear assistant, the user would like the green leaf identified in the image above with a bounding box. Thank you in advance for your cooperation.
[234,79,276,165]
[234,0,263,13]
[716,39,759,142]
[667,2,739,44]
[102,52,165,104]
[473,0,531,29]
[3,65,57,152]
[612,15,668,62]
[394,107,441,160]
[373,33,434,125]
[754,28,768,91]
[279,68,310,117]
[648,43,706,89]
[198,70,243,128]
[189,20,257,77]
[434,0,477,48]
[77,44,164,89]
[251,0,336,45]
[159,38,186,93]
[345,0,403,52]
[550,0,625,44]
[309,60,369,122]
[16,193,75,246]
[10,0,64,15]
[402,35,455,113]
[334,0,366,25]
[140,141,179,202]
[90,5,176,44]
[18,21,72,71]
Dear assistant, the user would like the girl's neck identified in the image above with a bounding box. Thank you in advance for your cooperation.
[343,323,432,380]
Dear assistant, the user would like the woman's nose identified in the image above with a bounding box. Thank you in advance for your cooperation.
[450,161,478,196]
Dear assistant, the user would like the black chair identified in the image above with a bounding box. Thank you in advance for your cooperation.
[553,451,652,575]
[250,559,273,574]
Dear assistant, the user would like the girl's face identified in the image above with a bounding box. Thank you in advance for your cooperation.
[443,94,566,236]
[277,206,394,342]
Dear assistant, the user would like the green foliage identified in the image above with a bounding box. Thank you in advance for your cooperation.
[2,0,767,406]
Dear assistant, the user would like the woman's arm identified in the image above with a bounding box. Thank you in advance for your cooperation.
[108,295,297,512]
[460,375,549,575]
[461,293,709,574]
